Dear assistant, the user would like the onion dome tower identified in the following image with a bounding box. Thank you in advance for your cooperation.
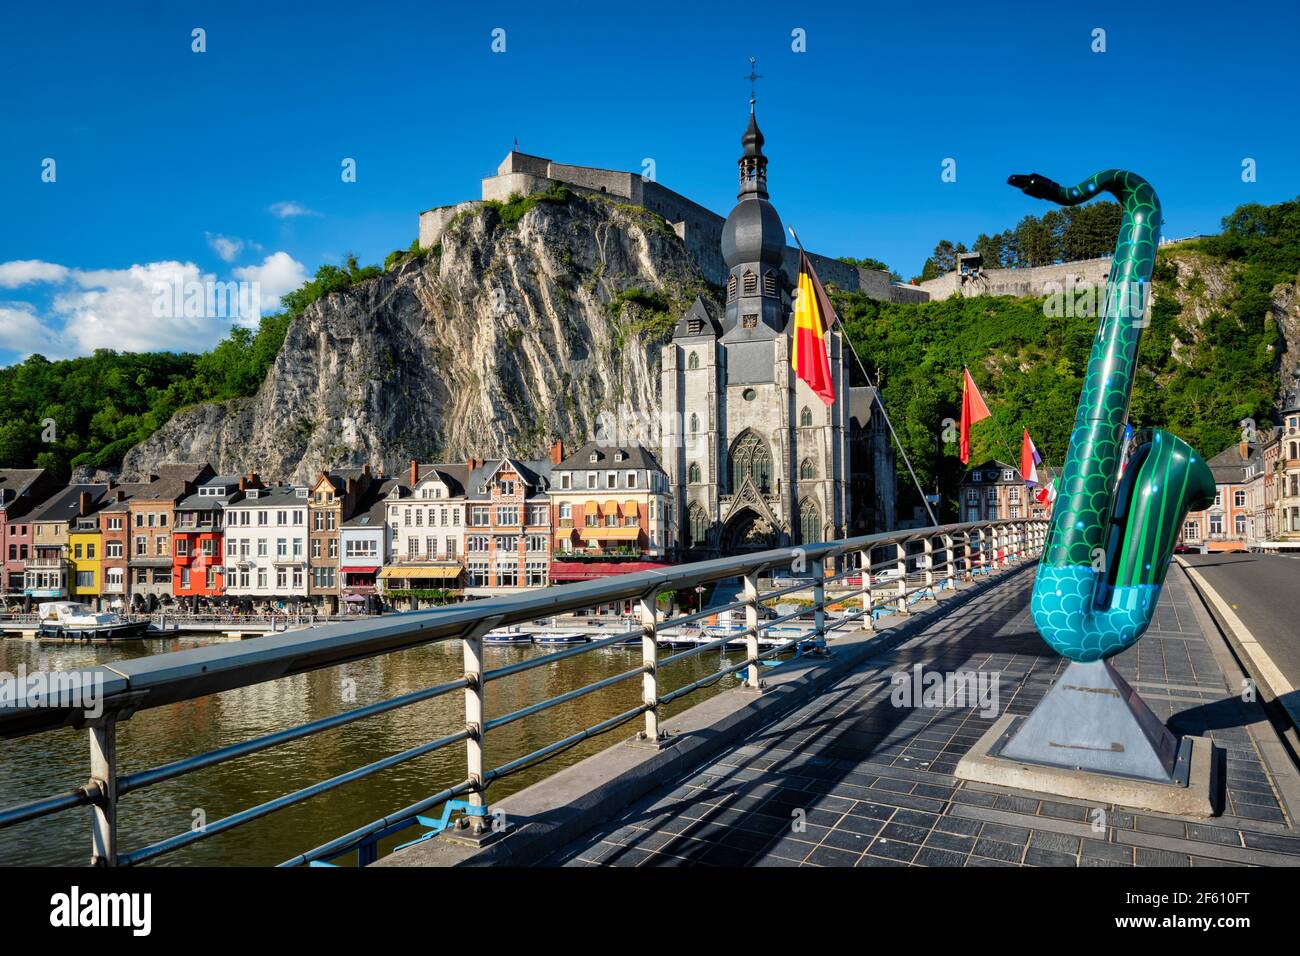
[719,97,787,338]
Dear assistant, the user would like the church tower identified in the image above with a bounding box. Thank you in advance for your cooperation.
[662,92,850,557]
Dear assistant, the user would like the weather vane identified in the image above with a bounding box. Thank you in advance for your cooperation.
[744,56,762,103]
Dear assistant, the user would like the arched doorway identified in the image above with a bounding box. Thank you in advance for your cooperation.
[721,508,776,554]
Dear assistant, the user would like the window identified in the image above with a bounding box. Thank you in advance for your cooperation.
[1234,490,1246,508]
[467,535,489,553]
[525,562,547,587]
[467,563,489,587]
[689,413,699,433]
[1234,514,1247,535]
[729,430,771,493]
[687,352,700,370]
[688,463,701,484]
[1183,521,1199,540]
[527,505,548,526]
[800,406,813,427]
[762,271,777,297]
[586,473,598,490]
[688,503,709,549]
[496,506,519,525]
[526,535,547,553]
[799,498,821,545]
[626,472,637,489]
[495,561,518,588]
[726,274,737,300]
[471,506,489,526]
[1209,514,1223,535]
[742,270,757,295]
[800,459,815,480]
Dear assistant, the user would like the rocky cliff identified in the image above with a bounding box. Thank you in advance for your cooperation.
[121,192,717,482]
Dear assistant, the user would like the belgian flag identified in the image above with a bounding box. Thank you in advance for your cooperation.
[791,250,836,406]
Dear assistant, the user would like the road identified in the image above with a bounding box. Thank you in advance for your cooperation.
[1180,553,1300,713]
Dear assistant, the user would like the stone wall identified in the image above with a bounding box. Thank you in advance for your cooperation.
[918,256,1113,302]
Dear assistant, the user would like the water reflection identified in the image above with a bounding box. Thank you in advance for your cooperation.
[0,632,744,866]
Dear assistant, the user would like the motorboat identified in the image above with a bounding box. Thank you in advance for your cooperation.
[36,602,150,641]
[484,627,534,645]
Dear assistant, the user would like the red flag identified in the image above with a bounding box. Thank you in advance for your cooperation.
[959,367,991,464]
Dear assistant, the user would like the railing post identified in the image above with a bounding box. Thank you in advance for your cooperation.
[923,536,935,595]
[942,533,954,590]
[743,569,761,689]
[811,556,827,654]
[639,589,662,742]
[859,549,874,631]
[89,719,118,866]
[895,542,907,614]
[462,616,501,831]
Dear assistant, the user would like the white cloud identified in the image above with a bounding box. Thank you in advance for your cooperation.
[0,260,71,288]
[0,252,310,361]
[0,302,66,358]
[268,200,320,219]
[233,252,309,319]
[205,232,245,263]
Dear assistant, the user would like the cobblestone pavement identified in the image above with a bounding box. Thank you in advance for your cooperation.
[545,566,1300,867]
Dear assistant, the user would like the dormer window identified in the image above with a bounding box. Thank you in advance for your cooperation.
[296,488,309,499]
[615,451,626,462]
[589,452,599,463]
[687,318,702,334]
[742,270,757,296]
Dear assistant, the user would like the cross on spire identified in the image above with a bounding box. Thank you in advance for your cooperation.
[744,56,762,106]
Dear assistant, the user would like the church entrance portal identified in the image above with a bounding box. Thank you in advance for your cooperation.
[720,508,776,555]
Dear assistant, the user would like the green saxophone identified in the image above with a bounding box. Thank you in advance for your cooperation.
[1009,170,1215,662]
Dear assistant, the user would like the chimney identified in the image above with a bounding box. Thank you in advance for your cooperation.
[79,491,91,516]
[115,490,126,502]
[409,458,419,487]
[467,456,481,473]
[1239,440,1249,460]
[361,463,371,477]
[549,439,565,466]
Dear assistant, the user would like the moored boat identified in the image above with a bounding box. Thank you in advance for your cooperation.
[36,602,150,641]
[484,627,534,645]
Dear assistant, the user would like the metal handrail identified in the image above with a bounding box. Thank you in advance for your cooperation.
[0,518,1046,866]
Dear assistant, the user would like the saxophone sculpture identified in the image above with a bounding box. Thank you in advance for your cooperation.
[1008,170,1215,663]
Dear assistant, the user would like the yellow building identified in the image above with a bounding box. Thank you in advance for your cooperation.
[68,528,103,601]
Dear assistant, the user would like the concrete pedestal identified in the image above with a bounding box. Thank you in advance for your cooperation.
[956,660,1221,817]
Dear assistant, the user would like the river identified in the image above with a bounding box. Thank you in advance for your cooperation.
[0,628,747,866]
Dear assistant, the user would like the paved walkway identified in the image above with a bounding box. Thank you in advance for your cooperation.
[545,566,1300,867]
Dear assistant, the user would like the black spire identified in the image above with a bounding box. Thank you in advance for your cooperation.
[738,58,768,199]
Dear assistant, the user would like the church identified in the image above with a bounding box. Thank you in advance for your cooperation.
[660,100,896,557]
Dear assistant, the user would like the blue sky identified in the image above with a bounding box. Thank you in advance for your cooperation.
[2,0,1298,365]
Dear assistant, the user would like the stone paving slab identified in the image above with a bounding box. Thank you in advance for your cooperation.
[542,566,1300,867]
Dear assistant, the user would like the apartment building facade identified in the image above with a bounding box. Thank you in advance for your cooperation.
[0,468,56,600]
[223,485,310,602]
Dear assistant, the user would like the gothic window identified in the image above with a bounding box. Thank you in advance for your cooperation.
[688,503,709,549]
[799,498,822,545]
[742,270,757,295]
[687,351,700,370]
[763,271,777,297]
[800,458,815,480]
[689,413,699,434]
[688,462,701,484]
[727,274,737,301]
[800,406,813,427]
[729,429,771,493]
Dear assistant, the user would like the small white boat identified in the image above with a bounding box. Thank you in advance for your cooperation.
[37,602,150,641]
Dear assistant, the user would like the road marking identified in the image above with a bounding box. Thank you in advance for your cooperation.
[1179,559,1300,726]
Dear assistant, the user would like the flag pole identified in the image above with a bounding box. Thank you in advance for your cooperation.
[789,226,939,527]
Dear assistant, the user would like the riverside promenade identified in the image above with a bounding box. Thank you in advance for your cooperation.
[539,565,1300,867]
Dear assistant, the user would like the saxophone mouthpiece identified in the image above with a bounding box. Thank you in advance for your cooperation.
[1007,173,1061,201]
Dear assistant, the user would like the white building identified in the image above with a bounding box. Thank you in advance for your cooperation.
[381,461,469,594]
[223,485,310,602]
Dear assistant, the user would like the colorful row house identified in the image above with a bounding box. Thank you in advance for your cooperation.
[0,469,57,600]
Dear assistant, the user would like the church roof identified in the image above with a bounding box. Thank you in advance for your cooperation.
[672,296,722,339]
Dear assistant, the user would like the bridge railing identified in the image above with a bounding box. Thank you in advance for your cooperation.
[0,518,1046,867]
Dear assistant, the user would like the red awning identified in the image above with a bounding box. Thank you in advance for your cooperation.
[340,566,380,574]
[548,561,672,581]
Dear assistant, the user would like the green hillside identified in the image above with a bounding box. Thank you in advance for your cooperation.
[837,194,1300,517]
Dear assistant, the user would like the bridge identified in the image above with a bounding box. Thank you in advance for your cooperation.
[2,517,1298,868]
